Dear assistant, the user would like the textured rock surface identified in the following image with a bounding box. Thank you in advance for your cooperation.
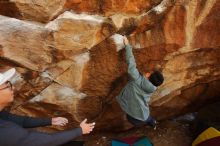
[0,0,66,23]
[0,0,219,132]
[0,15,55,71]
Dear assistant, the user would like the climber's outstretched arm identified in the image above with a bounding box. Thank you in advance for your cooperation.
[123,36,141,81]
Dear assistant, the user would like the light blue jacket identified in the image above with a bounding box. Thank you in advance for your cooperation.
[116,45,157,121]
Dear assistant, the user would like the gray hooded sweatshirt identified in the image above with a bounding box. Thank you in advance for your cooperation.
[116,45,157,121]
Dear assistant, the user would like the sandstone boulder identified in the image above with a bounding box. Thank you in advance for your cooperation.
[0,0,219,132]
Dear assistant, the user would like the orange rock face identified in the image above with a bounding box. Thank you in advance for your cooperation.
[65,0,162,15]
[0,0,219,132]
[0,0,21,19]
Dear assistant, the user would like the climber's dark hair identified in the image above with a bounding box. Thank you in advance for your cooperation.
[149,70,164,87]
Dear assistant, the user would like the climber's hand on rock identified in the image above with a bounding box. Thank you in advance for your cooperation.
[80,118,95,134]
[52,117,68,126]
[123,36,129,46]
[116,35,129,52]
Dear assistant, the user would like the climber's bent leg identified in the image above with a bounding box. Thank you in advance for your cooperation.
[126,114,156,127]
[145,115,157,127]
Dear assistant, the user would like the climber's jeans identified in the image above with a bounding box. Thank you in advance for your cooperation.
[126,114,156,127]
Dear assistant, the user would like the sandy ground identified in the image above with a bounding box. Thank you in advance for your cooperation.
[82,120,193,146]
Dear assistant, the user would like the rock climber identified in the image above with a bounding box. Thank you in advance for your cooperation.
[116,35,164,127]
